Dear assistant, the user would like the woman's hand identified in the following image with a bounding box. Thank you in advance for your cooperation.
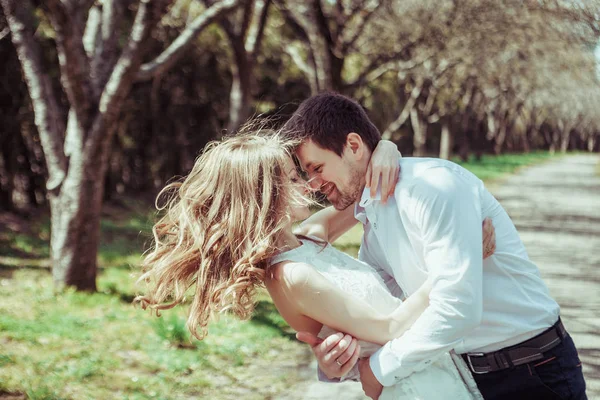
[482,217,496,259]
[296,331,360,379]
[366,140,401,204]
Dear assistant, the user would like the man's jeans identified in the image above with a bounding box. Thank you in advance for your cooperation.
[472,333,587,400]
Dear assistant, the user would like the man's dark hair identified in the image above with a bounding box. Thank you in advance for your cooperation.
[282,92,381,156]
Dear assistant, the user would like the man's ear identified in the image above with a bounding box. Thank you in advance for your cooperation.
[345,132,366,160]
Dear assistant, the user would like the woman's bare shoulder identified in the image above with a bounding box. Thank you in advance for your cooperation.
[266,260,317,289]
[264,260,323,334]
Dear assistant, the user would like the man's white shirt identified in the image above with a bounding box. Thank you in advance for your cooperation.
[354,157,560,387]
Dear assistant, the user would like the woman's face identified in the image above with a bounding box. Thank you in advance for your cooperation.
[283,156,312,223]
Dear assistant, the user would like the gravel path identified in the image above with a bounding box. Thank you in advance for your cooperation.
[275,154,600,400]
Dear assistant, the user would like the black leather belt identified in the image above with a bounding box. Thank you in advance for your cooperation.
[462,318,567,374]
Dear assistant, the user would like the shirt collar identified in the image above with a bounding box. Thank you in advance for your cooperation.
[359,187,381,207]
[354,187,381,224]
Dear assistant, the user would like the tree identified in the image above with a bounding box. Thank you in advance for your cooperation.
[202,0,272,133]
[1,0,240,291]
[372,0,600,157]
[276,0,395,94]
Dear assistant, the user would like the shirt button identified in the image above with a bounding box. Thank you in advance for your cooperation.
[373,223,377,229]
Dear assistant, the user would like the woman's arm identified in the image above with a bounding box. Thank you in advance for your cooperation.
[294,205,357,243]
[266,261,431,346]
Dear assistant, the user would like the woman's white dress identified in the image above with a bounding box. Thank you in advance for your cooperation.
[270,237,483,400]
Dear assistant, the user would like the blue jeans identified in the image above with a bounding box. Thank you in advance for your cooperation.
[472,334,587,400]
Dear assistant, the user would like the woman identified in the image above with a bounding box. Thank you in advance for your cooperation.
[135,131,494,399]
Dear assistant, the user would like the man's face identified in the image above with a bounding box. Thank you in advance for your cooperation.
[296,139,364,210]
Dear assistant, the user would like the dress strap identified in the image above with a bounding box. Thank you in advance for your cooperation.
[269,243,306,266]
[269,237,322,266]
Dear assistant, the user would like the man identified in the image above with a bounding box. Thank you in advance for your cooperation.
[283,92,587,399]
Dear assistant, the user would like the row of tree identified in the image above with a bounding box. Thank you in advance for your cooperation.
[1,0,599,291]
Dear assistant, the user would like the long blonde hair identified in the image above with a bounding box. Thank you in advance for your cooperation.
[135,130,304,340]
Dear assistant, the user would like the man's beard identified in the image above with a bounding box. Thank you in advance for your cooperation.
[330,166,364,210]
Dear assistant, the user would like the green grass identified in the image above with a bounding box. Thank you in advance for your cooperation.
[0,206,311,399]
[0,268,308,400]
[0,151,562,399]
[453,151,558,183]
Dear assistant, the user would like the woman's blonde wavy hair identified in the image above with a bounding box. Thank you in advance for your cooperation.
[135,129,310,340]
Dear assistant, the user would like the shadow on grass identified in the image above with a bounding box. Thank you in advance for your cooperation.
[100,284,137,303]
[0,267,16,279]
[251,300,297,340]
[0,265,51,280]
[0,391,26,400]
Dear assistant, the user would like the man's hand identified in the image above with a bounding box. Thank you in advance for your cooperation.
[482,217,496,259]
[358,358,383,399]
[366,140,401,204]
[296,331,360,379]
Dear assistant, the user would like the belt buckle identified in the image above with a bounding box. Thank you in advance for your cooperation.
[466,352,490,375]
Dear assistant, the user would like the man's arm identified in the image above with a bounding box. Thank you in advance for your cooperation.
[268,261,431,381]
[369,166,484,386]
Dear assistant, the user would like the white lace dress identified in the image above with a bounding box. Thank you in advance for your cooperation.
[270,237,483,400]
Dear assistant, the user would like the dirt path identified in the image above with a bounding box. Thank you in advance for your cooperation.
[275,154,600,400]
[492,154,600,398]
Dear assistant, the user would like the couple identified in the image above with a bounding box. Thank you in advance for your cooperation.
[136,92,587,399]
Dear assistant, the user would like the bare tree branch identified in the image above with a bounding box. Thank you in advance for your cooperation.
[331,0,346,42]
[239,0,255,40]
[136,0,241,81]
[1,0,67,190]
[312,0,334,49]
[274,0,309,41]
[341,0,379,53]
[94,0,123,92]
[86,0,170,155]
[46,0,95,125]
[284,42,317,87]
[246,0,271,57]
[82,4,101,59]
[345,53,401,90]
[382,79,423,139]
[0,26,9,40]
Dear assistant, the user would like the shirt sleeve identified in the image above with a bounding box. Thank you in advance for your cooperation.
[369,166,484,386]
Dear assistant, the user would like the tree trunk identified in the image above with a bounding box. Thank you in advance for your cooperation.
[523,128,532,153]
[227,41,253,133]
[494,121,507,154]
[560,130,571,153]
[549,131,560,154]
[411,108,427,157]
[588,136,596,152]
[0,151,14,212]
[3,0,225,292]
[50,153,104,291]
[457,129,470,161]
[439,121,452,160]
